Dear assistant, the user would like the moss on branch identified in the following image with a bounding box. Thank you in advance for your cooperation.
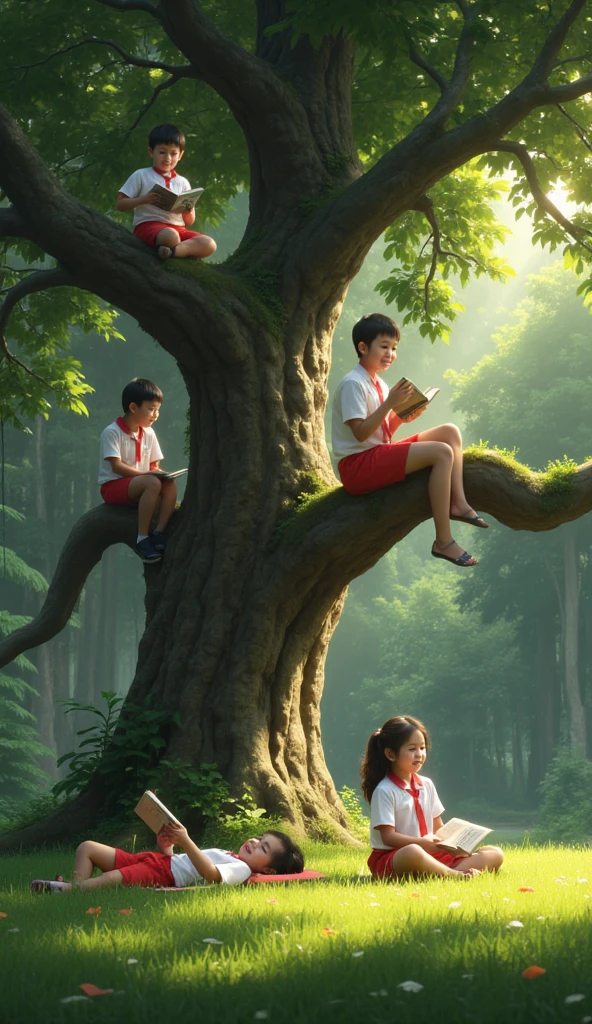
[165,260,285,340]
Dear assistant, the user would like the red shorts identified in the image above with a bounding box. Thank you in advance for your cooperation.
[114,848,176,888]
[100,477,135,506]
[368,846,466,878]
[133,221,202,247]
[338,436,419,496]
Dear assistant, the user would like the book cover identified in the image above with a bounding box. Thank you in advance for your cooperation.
[434,817,492,855]
[149,468,188,480]
[134,790,180,834]
[397,378,440,418]
[150,183,204,213]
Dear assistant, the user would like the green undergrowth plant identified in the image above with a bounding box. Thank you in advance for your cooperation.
[339,786,369,842]
[533,754,592,844]
[464,444,579,511]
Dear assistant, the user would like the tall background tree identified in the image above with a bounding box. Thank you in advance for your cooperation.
[1,0,592,844]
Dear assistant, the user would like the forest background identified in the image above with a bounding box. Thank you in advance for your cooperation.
[2,179,591,836]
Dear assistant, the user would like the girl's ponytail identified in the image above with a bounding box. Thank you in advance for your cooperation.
[360,716,430,802]
[360,730,389,803]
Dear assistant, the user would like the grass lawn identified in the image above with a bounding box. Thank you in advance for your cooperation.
[1,842,591,1023]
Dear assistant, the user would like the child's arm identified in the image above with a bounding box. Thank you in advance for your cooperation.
[161,822,223,883]
[376,824,443,856]
[346,379,415,442]
[182,207,196,226]
[116,191,163,212]
[106,456,153,479]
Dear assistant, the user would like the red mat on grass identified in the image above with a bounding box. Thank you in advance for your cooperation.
[155,869,325,891]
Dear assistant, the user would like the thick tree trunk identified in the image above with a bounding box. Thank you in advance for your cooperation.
[563,526,587,755]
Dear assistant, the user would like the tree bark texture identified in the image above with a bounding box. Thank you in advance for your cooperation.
[2,2,592,846]
[563,527,587,754]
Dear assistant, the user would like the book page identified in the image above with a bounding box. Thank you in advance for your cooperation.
[435,817,491,853]
[134,791,179,834]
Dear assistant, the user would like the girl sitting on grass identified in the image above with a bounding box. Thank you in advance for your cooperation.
[362,715,503,879]
[30,822,304,892]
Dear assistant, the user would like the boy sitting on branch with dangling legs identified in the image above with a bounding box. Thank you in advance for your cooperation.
[331,313,488,567]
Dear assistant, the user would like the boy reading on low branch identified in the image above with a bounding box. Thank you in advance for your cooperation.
[331,313,489,567]
[117,122,217,262]
[30,826,305,892]
[98,377,176,564]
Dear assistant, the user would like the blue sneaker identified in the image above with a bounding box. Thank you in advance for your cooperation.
[135,537,162,563]
[151,530,167,553]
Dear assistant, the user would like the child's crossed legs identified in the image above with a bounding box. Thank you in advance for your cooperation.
[129,475,177,537]
[156,225,216,260]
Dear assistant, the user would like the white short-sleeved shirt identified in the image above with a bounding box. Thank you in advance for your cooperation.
[170,848,252,887]
[119,166,193,227]
[369,774,444,850]
[331,363,393,460]
[98,421,163,485]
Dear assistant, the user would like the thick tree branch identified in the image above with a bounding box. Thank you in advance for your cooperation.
[423,0,479,125]
[7,455,590,671]
[530,0,587,82]
[0,267,74,338]
[17,37,196,78]
[286,455,592,593]
[492,139,592,253]
[0,207,29,240]
[0,506,138,671]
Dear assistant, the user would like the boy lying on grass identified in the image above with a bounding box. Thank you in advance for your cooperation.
[31,822,304,892]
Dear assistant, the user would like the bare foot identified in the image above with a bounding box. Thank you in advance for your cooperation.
[157,245,174,260]
[456,867,482,878]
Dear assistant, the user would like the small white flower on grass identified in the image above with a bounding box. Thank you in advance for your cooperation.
[448,901,461,909]
[202,938,223,945]
[565,995,585,1005]
[577,878,588,884]
[254,1012,269,1020]
[432,928,441,934]
[398,981,424,993]
[60,996,90,1005]
[537,916,546,921]
[352,951,364,958]
[555,879,568,885]
[462,974,474,980]
[369,902,380,907]
[296,944,303,951]
[7,928,19,933]
[126,959,138,965]
[428,895,439,900]
[272,930,282,935]
[506,921,524,929]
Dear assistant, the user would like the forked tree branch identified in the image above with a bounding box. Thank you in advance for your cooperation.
[2,454,592,670]
[407,36,448,93]
[492,139,592,254]
[17,37,196,78]
[0,267,74,338]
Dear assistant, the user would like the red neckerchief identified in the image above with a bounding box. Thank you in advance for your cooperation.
[116,416,144,464]
[153,167,177,189]
[369,374,392,443]
[226,851,241,859]
[387,772,428,836]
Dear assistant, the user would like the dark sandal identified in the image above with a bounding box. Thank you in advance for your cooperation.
[450,512,489,528]
[157,245,175,261]
[431,539,477,567]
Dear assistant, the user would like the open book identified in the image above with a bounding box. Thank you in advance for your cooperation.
[397,378,440,418]
[434,817,492,855]
[134,790,180,834]
[150,183,204,213]
[149,468,188,480]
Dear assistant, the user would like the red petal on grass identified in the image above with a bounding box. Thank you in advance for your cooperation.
[118,909,133,916]
[85,907,102,915]
[79,984,113,997]
[522,966,546,979]
[0,913,7,918]
[322,927,336,937]
[267,897,278,905]
[518,887,535,893]
[411,893,421,898]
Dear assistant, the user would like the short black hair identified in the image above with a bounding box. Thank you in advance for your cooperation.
[121,378,163,413]
[265,830,305,874]
[148,123,186,150]
[352,313,400,357]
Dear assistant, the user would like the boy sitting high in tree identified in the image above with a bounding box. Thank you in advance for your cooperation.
[98,378,177,564]
[117,122,217,262]
[30,824,305,892]
[332,313,489,567]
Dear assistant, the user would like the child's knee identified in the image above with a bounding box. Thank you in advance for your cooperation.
[395,843,424,866]
[484,846,504,869]
[76,840,94,857]
[442,423,462,446]
[202,235,217,256]
[434,441,454,464]
[157,227,180,247]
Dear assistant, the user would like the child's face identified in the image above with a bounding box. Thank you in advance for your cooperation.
[149,142,184,174]
[237,833,285,874]
[386,728,427,777]
[128,399,161,429]
[358,333,399,373]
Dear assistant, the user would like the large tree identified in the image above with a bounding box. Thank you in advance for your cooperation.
[1,0,592,846]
